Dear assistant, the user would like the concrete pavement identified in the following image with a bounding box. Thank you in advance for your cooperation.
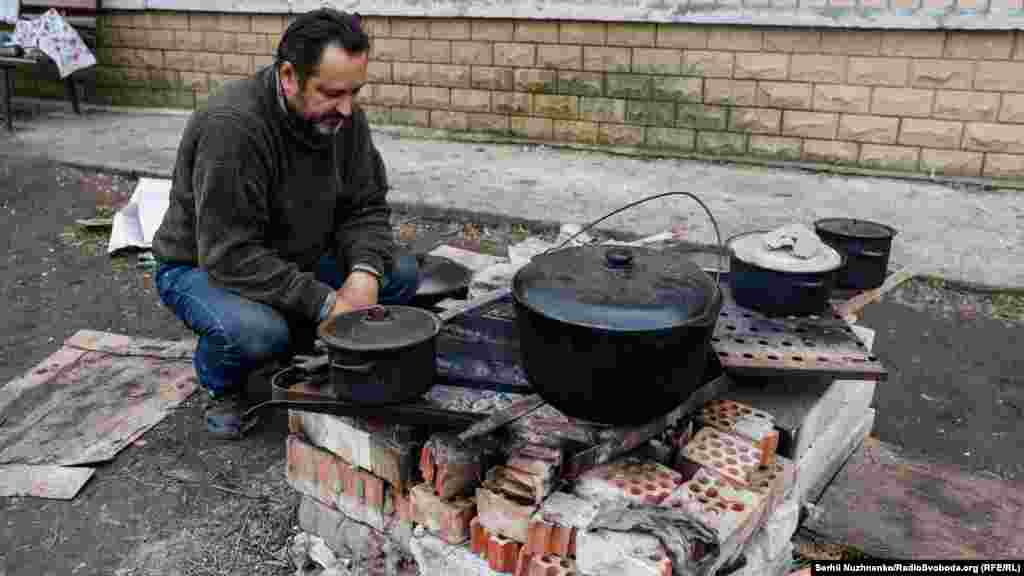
[2,101,1022,290]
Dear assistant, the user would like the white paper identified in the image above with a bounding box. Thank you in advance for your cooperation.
[107,178,172,254]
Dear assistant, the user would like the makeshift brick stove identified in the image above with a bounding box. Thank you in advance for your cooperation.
[284,276,884,575]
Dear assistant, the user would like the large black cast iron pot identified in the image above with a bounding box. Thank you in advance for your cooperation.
[317,305,442,405]
[511,244,723,425]
[727,230,845,317]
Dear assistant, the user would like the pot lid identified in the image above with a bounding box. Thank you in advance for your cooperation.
[729,230,843,274]
[415,254,473,297]
[815,218,897,240]
[318,305,441,352]
[512,245,720,332]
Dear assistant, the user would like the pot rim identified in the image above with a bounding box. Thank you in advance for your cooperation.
[727,229,846,275]
[511,277,724,333]
[813,217,898,240]
[317,305,442,353]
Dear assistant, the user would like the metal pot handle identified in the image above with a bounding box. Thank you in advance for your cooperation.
[857,249,888,258]
[797,279,826,289]
[545,191,725,322]
[330,360,376,374]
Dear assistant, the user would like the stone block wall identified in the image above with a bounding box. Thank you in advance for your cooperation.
[14,11,1024,180]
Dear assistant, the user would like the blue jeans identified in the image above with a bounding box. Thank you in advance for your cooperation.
[155,253,420,396]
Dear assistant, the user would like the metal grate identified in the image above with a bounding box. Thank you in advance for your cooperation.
[710,286,887,381]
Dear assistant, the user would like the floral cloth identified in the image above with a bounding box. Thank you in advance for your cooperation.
[13,9,96,78]
[1,0,18,26]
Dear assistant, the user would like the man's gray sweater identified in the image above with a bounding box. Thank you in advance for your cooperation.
[152,65,395,323]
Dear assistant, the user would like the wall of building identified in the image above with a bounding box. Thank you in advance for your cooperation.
[11,9,1024,181]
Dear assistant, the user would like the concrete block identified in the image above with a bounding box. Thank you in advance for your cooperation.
[794,407,876,505]
[722,375,876,462]
[573,457,683,506]
[410,482,477,545]
[678,428,764,489]
[410,531,505,576]
[477,480,539,543]
[526,491,602,558]
[695,398,779,465]
[286,435,393,532]
[291,410,422,492]
[297,495,417,574]
[575,530,672,576]
[749,494,801,564]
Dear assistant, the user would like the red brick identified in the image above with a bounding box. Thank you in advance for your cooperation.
[803,140,860,164]
[945,31,1014,59]
[410,483,476,544]
[661,466,767,566]
[420,434,486,500]
[697,399,779,465]
[521,553,577,576]
[285,435,390,521]
[679,427,767,488]
[477,481,539,543]
[471,516,489,557]
[983,153,1024,178]
[920,149,984,177]
[488,532,522,573]
[573,457,683,505]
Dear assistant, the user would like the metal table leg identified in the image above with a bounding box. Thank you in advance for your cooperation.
[2,66,12,132]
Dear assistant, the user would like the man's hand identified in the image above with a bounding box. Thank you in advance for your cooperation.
[323,270,380,325]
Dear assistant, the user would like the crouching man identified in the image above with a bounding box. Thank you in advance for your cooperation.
[152,8,418,438]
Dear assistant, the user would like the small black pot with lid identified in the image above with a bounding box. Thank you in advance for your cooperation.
[511,243,723,425]
[317,305,442,405]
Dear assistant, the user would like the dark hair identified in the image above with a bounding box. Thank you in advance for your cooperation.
[276,9,370,86]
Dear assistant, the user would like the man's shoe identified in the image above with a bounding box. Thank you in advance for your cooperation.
[204,391,260,439]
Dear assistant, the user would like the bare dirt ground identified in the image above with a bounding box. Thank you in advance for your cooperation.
[1,156,1021,573]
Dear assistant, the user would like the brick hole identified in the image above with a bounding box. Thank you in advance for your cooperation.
[818,356,829,362]
[740,454,752,463]
[698,475,711,485]
[646,483,657,491]
[660,481,673,489]
[706,488,718,498]
[805,342,817,348]
[711,336,721,343]
[726,458,738,466]
[614,479,627,488]
[545,568,559,576]
[760,481,771,488]
[734,337,746,344]
[869,355,878,362]
[758,339,769,345]
[672,501,682,508]
[716,500,728,510]
[561,559,572,568]
[726,447,737,455]
[732,502,745,512]
[768,354,780,360]
[712,440,723,448]
[726,325,736,331]
[720,312,728,317]
[630,487,643,496]
[776,464,785,472]
[743,353,754,359]
[727,467,740,476]
[698,496,710,503]
[793,356,804,362]
[739,445,749,453]
[782,341,793,347]
[718,351,728,357]
[689,483,702,493]
[758,464,770,471]
[723,438,734,446]
[543,554,558,564]
[712,450,723,458]
[741,408,752,415]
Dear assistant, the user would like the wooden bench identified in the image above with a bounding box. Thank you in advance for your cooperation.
[1,0,99,131]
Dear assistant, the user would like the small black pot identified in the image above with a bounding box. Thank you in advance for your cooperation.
[814,218,897,290]
[728,230,845,317]
[318,306,442,405]
[512,245,723,425]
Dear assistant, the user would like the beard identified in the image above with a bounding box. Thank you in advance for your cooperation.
[287,91,348,137]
